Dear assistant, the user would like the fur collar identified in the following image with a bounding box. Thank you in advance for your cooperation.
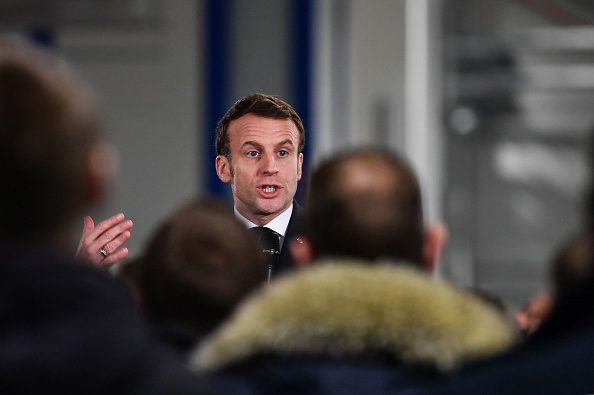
[191,260,516,372]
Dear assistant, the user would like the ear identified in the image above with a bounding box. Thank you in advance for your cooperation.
[216,155,232,183]
[422,222,448,272]
[84,142,118,207]
[289,235,315,268]
[297,153,303,181]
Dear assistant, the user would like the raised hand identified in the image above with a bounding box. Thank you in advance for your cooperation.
[75,213,133,269]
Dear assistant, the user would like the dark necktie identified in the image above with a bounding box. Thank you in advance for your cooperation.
[249,226,281,282]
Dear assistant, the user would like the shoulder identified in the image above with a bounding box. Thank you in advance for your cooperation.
[205,354,435,395]
[287,201,306,230]
[293,201,305,213]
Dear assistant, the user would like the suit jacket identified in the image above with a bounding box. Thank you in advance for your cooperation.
[275,202,306,275]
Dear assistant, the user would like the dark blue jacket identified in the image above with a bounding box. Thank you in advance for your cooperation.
[205,354,441,395]
[0,241,214,394]
[433,274,594,395]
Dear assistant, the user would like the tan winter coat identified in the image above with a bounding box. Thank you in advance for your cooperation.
[192,260,516,374]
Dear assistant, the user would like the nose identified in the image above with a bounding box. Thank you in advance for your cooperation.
[261,153,279,174]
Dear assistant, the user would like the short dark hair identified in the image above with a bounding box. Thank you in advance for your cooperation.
[551,228,594,299]
[121,197,267,337]
[0,43,102,238]
[306,148,424,265]
[214,93,305,158]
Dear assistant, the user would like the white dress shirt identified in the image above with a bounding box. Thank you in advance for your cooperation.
[234,203,293,249]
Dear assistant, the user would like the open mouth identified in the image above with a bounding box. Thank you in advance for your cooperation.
[262,185,277,193]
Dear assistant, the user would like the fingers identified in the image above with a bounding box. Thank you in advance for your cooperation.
[95,218,133,269]
[96,247,130,269]
[97,218,133,249]
[75,212,133,269]
[100,227,132,256]
[89,213,127,240]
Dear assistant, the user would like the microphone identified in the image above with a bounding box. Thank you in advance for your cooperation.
[249,227,281,282]
[261,231,280,282]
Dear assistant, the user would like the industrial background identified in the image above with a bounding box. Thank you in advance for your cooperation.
[3,0,594,312]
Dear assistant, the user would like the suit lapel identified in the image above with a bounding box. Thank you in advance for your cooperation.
[276,202,305,274]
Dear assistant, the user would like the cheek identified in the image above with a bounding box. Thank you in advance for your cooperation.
[231,164,251,185]
[288,168,301,186]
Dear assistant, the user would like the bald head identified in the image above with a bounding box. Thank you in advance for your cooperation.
[306,148,424,265]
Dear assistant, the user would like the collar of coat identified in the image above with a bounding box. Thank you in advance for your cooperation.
[191,260,516,372]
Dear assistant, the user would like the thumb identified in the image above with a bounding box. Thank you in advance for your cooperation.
[82,216,95,236]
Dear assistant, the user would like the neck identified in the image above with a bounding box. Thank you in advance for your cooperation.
[236,203,293,227]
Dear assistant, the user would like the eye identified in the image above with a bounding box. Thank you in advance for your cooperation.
[278,150,289,157]
[246,151,259,157]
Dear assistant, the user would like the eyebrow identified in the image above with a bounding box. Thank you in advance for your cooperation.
[240,141,263,151]
[276,139,295,148]
[240,139,295,150]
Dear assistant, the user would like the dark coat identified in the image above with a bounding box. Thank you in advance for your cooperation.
[0,242,213,394]
[191,261,515,395]
[200,354,443,395]
[276,202,306,275]
[433,274,594,395]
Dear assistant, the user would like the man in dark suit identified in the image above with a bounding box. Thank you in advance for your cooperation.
[214,93,306,276]
[76,93,306,277]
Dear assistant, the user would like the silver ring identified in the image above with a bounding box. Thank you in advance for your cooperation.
[100,248,108,258]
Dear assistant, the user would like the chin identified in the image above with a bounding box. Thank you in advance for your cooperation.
[257,204,283,217]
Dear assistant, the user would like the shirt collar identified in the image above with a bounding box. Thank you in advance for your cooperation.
[235,203,293,237]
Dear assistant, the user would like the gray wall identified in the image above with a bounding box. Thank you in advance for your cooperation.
[58,0,295,256]
[59,0,202,255]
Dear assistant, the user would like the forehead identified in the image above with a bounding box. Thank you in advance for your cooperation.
[227,113,299,145]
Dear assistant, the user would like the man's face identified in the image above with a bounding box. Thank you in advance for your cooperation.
[216,113,303,226]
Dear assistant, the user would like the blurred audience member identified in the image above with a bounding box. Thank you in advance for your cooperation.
[120,197,268,356]
[431,141,594,395]
[513,229,594,340]
[551,228,594,300]
[434,275,594,394]
[190,148,515,395]
[0,40,211,393]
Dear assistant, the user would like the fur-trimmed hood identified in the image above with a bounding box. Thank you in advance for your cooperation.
[191,260,516,373]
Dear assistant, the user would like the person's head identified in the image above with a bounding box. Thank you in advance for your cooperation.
[0,41,113,243]
[120,197,268,338]
[294,148,446,269]
[215,93,305,226]
[551,228,594,300]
